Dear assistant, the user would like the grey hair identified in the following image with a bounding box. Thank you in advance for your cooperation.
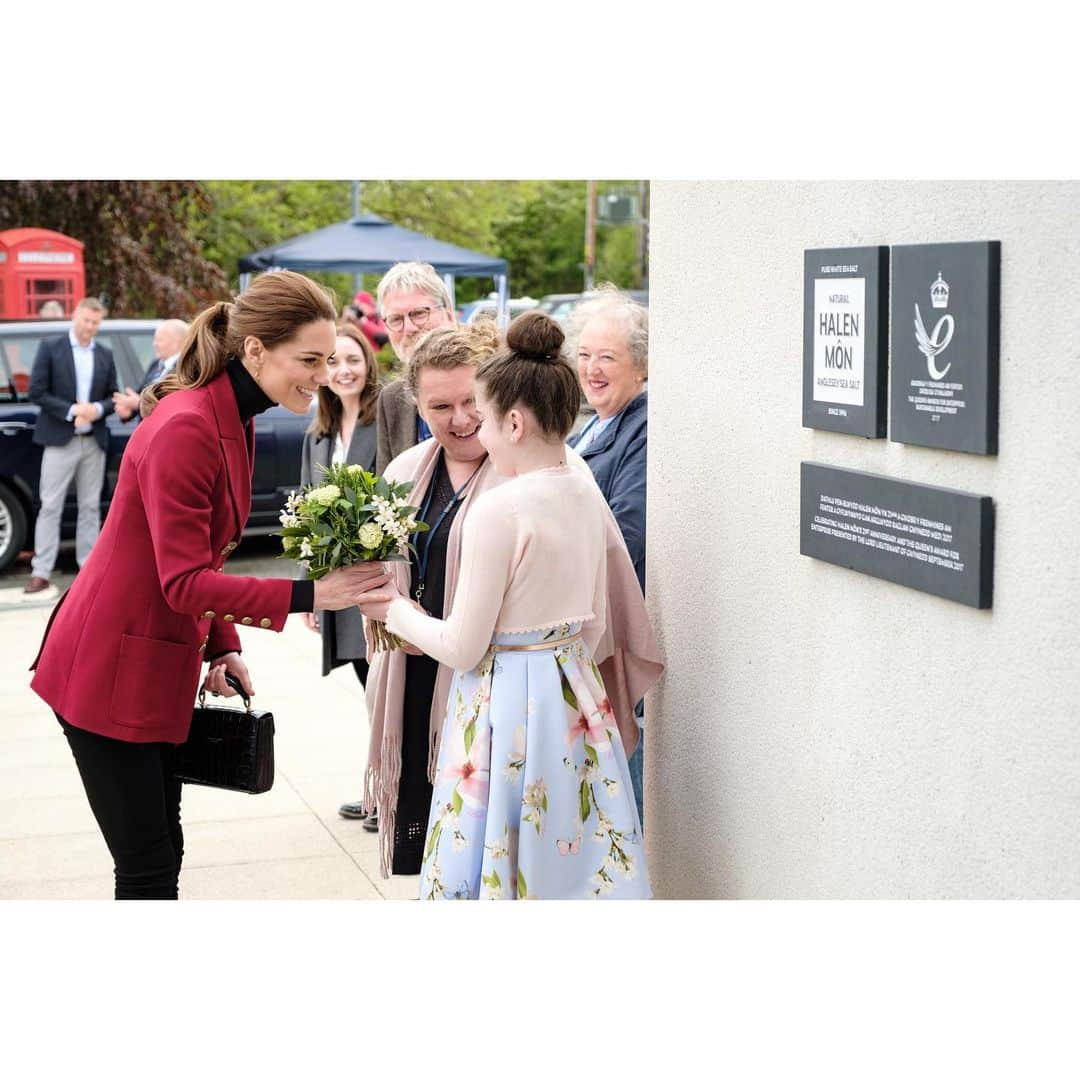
[566,283,648,376]
[376,261,452,316]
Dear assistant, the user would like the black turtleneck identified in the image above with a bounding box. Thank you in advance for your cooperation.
[226,355,276,425]
[224,357,314,616]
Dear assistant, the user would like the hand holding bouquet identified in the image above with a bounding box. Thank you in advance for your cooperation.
[277,463,429,650]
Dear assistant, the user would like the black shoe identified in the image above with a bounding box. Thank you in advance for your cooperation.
[362,813,379,833]
[339,800,367,820]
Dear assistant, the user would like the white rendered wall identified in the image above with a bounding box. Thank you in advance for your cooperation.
[645,182,1080,898]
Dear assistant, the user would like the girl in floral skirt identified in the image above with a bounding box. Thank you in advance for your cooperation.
[360,310,651,900]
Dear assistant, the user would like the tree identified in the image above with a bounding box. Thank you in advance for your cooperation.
[0,181,227,317]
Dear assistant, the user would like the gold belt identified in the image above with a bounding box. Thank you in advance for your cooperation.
[491,632,581,653]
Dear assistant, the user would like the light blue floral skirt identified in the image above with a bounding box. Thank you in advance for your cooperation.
[419,623,650,900]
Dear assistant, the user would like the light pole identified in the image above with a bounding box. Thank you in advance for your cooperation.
[351,181,364,296]
[584,180,596,292]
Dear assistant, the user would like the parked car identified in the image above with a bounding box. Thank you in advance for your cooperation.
[0,319,312,572]
[538,289,649,325]
[459,295,539,325]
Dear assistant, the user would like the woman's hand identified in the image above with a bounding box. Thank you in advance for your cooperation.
[301,611,320,633]
[356,579,404,623]
[313,563,389,611]
[202,651,254,699]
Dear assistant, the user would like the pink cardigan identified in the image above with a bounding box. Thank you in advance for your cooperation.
[363,440,663,876]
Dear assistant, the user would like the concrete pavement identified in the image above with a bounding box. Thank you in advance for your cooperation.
[0,592,418,900]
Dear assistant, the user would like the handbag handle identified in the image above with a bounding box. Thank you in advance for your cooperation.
[198,671,252,712]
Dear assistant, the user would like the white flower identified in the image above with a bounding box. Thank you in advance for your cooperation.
[452,830,467,852]
[299,538,314,559]
[358,522,384,550]
[523,779,547,810]
[278,509,300,528]
[308,484,341,505]
[602,778,620,798]
[346,464,364,476]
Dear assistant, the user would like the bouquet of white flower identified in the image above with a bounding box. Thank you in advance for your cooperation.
[277,462,429,651]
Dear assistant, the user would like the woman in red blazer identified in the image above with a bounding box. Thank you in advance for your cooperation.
[30,270,385,900]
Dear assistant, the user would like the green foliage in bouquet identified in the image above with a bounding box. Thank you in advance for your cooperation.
[277,462,429,580]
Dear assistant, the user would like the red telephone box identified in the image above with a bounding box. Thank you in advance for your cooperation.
[0,228,86,320]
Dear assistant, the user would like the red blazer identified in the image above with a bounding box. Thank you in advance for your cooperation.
[30,371,293,744]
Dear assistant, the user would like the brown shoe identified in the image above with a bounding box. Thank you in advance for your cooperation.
[23,576,51,594]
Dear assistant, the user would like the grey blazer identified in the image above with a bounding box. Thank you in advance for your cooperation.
[375,377,419,475]
[299,420,377,676]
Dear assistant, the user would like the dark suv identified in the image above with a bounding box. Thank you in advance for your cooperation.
[0,319,311,571]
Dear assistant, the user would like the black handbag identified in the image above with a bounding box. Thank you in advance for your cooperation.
[175,673,275,794]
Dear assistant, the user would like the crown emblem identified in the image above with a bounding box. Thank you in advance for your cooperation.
[930,272,949,309]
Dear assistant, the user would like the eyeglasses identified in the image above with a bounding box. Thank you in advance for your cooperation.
[384,305,443,333]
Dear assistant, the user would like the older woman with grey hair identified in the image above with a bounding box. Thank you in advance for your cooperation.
[567,284,650,821]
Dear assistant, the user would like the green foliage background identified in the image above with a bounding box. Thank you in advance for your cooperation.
[1,180,647,320]
[191,180,645,304]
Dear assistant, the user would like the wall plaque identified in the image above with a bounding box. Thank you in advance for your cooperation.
[889,240,1000,454]
[800,462,994,608]
[803,246,888,438]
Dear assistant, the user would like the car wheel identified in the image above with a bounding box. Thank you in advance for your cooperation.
[0,484,29,572]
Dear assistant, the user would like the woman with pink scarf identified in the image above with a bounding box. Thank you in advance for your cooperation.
[360,315,662,892]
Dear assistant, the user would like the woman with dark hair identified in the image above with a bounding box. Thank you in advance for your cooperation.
[29,271,387,900]
[298,322,382,826]
[360,311,655,900]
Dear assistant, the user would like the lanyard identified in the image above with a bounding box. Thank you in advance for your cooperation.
[413,451,485,603]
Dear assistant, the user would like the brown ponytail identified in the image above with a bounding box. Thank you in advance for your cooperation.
[141,270,337,417]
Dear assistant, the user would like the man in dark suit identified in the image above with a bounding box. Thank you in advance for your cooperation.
[112,318,189,421]
[25,297,119,594]
[373,262,456,473]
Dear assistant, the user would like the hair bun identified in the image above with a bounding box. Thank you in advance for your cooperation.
[506,309,564,362]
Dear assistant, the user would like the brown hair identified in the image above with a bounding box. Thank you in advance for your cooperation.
[475,310,580,439]
[405,320,500,402]
[309,322,381,437]
[75,297,107,316]
[141,270,337,417]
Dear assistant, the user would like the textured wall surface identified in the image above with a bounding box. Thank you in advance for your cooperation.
[646,182,1080,898]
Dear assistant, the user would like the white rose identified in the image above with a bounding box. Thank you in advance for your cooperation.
[358,523,384,550]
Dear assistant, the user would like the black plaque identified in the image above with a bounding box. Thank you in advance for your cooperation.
[803,246,888,438]
[890,241,1000,454]
[800,462,994,608]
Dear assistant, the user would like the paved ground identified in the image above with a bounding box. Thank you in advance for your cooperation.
[0,537,418,900]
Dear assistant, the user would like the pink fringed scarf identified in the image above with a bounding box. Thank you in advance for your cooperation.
[362,441,664,878]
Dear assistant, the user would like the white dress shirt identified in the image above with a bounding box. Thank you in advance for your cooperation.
[65,329,103,434]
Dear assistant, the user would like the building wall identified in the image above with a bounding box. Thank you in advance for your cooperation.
[646,182,1080,897]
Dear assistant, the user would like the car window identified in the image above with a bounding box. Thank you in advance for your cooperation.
[125,332,156,373]
[0,333,49,398]
[0,352,15,401]
[0,331,141,399]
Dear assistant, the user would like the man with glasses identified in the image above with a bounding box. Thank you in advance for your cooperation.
[341,262,455,826]
[372,262,456,473]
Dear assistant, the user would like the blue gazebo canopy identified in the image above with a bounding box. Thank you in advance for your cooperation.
[238,213,508,278]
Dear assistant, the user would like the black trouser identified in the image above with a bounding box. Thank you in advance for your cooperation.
[58,716,183,900]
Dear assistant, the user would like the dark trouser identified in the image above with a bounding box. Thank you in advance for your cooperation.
[58,716,183,900]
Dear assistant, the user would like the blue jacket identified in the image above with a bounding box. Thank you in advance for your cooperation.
[569,390,648,593]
